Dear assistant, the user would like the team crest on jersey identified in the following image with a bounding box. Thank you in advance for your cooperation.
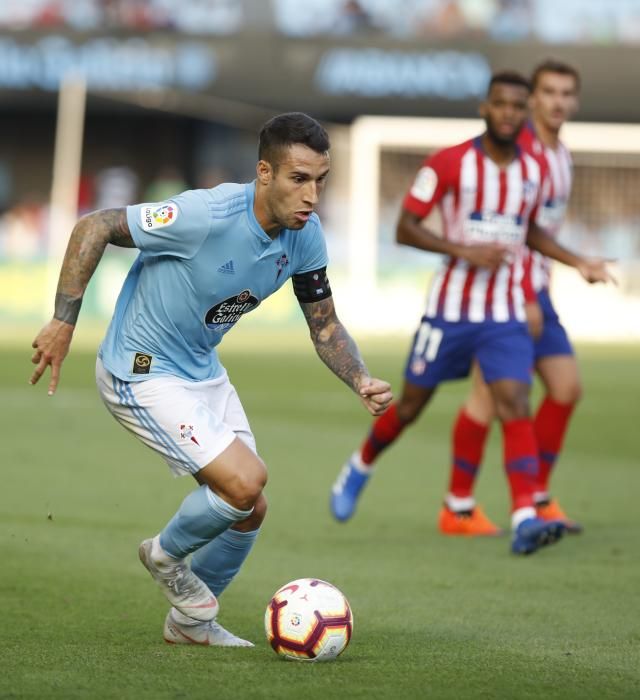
[522,180,538,203]
[179,424,200,446]
[275,254,289,281]
[204,289,260,331]
[141,202,179,230]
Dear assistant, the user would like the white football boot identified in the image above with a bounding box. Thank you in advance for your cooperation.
[163,608,254,647]
[139,536,219,622]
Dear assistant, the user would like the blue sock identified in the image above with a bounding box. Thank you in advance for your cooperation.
[191,527,260,597]
[159,484,252,559]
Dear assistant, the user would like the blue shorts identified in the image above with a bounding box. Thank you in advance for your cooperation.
[404,316,534,388]
[534,289,574,361]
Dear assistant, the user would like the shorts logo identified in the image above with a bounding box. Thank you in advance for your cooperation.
[204,289,260,331]
[179,424,200,446]
[132,352,152,374]
[410,357,426,376]
[141,202,179,230]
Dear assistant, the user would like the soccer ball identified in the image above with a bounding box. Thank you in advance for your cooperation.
[264,578,353,662]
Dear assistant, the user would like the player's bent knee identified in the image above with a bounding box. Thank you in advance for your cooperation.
[490,380,530,422]
[496,400,529,422]
[233,493,268,531]
[464,393,496,424]
[229,461,267,511]
[197,440,268,512]
[548,383,583,406]
[253,492,268,522]
[494,393,530,422]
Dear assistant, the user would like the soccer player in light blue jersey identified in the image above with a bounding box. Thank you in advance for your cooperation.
[30,113,392,647]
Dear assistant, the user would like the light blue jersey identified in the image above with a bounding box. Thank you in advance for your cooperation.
[99,181,328,381]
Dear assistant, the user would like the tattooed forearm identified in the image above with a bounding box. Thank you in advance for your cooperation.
[53,208,134,325]
[300,298,369,392]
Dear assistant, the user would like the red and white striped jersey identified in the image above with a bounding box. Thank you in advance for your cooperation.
[519,122,573,291]
[403,136,546,324]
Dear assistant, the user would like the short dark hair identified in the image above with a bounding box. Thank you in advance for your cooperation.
[488,70,531,95]
[258,112,330,166]
[531,59,581,92]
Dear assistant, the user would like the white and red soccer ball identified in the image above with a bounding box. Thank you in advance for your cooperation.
[265,578,353,661]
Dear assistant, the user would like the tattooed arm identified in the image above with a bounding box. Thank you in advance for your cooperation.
[30,208,135,394]
[299,296,392,416]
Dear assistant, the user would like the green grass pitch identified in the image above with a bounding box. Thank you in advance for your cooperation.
[1,338,639,699]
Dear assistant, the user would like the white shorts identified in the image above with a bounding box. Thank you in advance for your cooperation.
[96,357,256,477]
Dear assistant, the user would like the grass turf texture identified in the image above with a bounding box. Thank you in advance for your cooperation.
[1,339,639,699]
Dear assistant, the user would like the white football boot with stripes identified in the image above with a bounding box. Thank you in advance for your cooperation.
[139,536,219,622]
[163,608,254,647]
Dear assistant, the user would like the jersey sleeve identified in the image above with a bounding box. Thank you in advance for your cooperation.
[293,216,329,274]
[126,190,211,259]
[402,149,452,219]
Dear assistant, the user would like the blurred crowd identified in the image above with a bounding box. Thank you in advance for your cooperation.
[275,0,640,44]
[0,0,243,35]
[0,164,234,261]
[2,0,639,44]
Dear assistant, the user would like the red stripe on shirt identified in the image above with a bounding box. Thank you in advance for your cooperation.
[460,267,476,320]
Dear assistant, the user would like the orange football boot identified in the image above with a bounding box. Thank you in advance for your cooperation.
[438,505,504,536]
[536,499,583,534]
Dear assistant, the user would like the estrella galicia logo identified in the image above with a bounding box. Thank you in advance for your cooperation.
[204,289,260,330]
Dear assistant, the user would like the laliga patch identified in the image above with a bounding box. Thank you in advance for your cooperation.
[140,202,179,230]
[410,166,438,202]
[132,352,152,374]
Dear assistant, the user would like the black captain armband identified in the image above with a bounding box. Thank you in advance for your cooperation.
[292,267,333,303]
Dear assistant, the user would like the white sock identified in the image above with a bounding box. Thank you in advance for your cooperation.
[511,506,536,531]
[445,494,476,512]
[351,451,372,474]
[151,534,180,565]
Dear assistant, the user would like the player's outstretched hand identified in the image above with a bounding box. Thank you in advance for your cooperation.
[358,378,393,416]
[524,300,544,340]
[462,243,509,271]
[30,319,75,395]
[576,258,617,285]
